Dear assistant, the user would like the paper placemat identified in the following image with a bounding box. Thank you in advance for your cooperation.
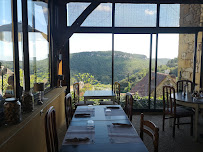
[107,125,140,144]
[63,126,95,145]
[75,109,95,117]
[104,108,125,116]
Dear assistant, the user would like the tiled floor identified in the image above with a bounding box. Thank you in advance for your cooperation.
[132,114,203,152]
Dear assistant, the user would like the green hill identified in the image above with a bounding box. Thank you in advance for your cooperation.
[1,51,172,87]
[70,51,170,84]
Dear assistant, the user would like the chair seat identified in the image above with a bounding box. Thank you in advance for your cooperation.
[99,101,118,105]
[168,107,194,117]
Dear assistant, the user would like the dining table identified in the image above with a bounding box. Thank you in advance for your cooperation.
[59,105,149,152]
[174,92,203,142]
[83,90,116,104]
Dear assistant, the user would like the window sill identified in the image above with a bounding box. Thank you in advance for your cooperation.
[0,86,66,147]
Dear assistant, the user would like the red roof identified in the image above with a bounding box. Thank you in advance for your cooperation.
[130,72,171,97]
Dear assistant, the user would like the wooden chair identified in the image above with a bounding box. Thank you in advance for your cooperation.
[65,93,73,129]
[177,80,195,93]
[140,113,159,152]
[124,92,133,121]
[114,81,120,104]
[73,82,94,108]
[73,82,80,105]
[45,106,58,152]
[162,85,193,137]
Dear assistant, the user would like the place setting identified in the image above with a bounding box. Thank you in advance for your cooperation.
[74,106,95,118]
[107,122,140,144]
[104,106,125,116]
[63,121,95,145]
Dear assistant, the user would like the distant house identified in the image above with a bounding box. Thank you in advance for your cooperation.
[130,72,176,97]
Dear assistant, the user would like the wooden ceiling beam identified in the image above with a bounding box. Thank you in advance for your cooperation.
[57,1,100,51]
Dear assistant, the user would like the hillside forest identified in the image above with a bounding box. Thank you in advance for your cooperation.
[0,51,178,95]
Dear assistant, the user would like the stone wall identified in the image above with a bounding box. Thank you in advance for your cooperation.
[178,4,203,90]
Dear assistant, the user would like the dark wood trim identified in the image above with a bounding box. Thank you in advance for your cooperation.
[112,3,115,91]
[22,0,30,91]
[154,34,159,109]
[65,0,203,4]
[148,34,152,108]
[57,1,100,51]
[11,0,20,99]
[66,40,70,94]
[200,32,203,89]
[66,27,203,34]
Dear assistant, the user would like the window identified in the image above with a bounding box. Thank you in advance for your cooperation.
[70,33,112,97]
[28,0,50,91]
[115,4,157,27]
[67,3,112,27]
[0,0,14,99]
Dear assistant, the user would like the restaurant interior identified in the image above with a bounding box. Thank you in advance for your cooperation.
[1,0,203,152]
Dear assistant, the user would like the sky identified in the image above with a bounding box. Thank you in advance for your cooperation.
[1,1,181,61]
[0,0,48,61]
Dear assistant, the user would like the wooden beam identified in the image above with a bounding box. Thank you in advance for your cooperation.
[57,1,100,51]
[64,0,203,4]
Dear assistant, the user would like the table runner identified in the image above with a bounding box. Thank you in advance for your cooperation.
[74,108,95,117]
[104,108,125,116]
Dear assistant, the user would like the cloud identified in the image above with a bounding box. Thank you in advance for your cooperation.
[2,19,9,24]
[96,5,111,12]
[80,4,111,12]
[145,9,156,15]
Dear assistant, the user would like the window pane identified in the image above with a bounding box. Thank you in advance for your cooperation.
[70,34,112,99]
[115,4,157,27]
[160,4,202,27]
[0,0,14,99]
[67,3,112,27]
[159,4,180,27]
[114,34,151,109]
[154,34,195,109]
[28,0,50,91]
[67,2,90,26]
[18,0,24,92]
[81,3,112,27]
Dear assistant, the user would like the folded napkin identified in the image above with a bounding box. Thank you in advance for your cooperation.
[106,106,120,109]
[112,123,131,127]
[65,137,90,142]
[75,113,91,118]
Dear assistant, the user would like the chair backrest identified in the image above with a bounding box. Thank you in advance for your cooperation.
[125,92,133,121]
[45,106,58,152]
[176,80,194,93]
[163,85,176,115]
[65,93,73,129]
[114,81,121,104]
[73,82,80,104]
[140,113,159,152]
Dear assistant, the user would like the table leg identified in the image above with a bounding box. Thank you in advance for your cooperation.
[112,97,115,105]
[84,97,87,105]
[194,105,199,142]
[169,118,173,127]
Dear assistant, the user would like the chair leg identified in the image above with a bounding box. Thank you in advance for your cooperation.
[177,118,180,129]
[173,117,176,138]
[190,115,193,136]
[162,114,165,131]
